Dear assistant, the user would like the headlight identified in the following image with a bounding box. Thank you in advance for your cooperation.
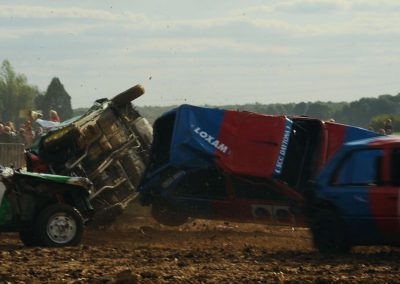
[43,125,74,144]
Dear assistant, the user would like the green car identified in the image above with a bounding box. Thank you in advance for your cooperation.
[0,166,93,247]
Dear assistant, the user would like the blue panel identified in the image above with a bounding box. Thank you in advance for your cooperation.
[344,126,380,143]
[169,105,225,168]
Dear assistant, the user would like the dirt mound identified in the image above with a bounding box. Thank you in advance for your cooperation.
[0,218,399,283]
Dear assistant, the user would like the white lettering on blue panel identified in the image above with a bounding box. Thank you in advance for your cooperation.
[274,119,293,175]
[194,127,229,154]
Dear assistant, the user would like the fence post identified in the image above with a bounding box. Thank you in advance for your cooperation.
[0,143,26,169]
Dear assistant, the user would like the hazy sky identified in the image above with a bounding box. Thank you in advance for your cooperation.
[1,0,400,108]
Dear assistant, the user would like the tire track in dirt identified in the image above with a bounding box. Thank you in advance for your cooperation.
[0,218,399,283]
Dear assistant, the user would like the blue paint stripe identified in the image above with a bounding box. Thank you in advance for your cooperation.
[170,105,225,168]
[344,126,380,143]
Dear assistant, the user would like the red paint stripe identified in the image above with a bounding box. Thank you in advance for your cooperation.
[324,123,346,162]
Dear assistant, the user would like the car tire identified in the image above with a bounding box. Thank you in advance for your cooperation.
[311,209,351,254]
[151,200,188,226]
[111,85,144,106]
[19,228,39,247]
[34,204,84,247]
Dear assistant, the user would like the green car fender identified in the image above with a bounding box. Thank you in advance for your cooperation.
[19,171,93,191]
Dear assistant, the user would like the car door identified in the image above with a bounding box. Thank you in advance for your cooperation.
[326,148,384,243]
[172,168,233,220]
[369,148,400,244]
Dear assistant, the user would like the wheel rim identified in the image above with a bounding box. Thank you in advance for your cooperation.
[46,213,77,244]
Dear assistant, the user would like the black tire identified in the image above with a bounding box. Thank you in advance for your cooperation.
[311,209,351,254]
[19,227,39,247]
[151,201,188,226]
[34,204,84,247]
[111,85,144,106]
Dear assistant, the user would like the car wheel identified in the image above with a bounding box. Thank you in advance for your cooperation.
[35,204,84,247]
[19,228,39,247]
[151,201,188,226]
[311,209,351,254]
[111,85,144,106]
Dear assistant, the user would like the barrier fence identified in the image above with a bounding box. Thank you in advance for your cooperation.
[0,143,26,169]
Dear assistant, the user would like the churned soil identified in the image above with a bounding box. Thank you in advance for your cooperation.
[0,216,399,283]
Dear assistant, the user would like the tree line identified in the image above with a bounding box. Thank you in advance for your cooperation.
[2,59,399,131]
[0,60,73,126]
[136,95,400,131]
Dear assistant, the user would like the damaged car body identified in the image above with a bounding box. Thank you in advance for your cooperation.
[0,166,93,246]
[26,85,153,224]
[308,136,400,253]
[139,104,380,227]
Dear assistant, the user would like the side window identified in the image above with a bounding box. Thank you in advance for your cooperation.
[174,169,227,200]
[233,177,288,201]
[333,149,383,186]
[391,149,400,186]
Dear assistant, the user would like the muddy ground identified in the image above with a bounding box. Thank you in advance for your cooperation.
[0,216,399,283]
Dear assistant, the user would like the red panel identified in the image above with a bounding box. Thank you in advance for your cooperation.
[215,111,286,178]
[369,137,400,147]
[369,185,400,240]
[324,122,346,162]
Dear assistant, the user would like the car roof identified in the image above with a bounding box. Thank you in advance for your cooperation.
[345,135,400,149]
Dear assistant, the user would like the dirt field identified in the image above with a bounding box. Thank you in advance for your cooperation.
[0,216,399,283]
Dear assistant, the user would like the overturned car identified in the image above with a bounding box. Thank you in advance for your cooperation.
[139,105,380,227]
[27,85,153,224]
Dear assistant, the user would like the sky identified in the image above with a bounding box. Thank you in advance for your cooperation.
[1,0,400,108]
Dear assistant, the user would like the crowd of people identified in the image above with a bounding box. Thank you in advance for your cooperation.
[0,110,60,146]
[369,119,394,135]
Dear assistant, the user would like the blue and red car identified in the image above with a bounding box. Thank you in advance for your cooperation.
[139,104,380,230]
[308,136,400,253]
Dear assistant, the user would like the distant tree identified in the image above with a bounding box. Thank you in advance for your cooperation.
[0,60,39,123]
[334,94,400,127]
[104,92,400,127]
[72,107,89,117]
[292,102,308,115]
[370,114,400,133]
[36,77,73,120]
[305,102,333,120]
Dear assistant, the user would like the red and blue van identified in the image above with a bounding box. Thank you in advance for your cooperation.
[139,105,380,228]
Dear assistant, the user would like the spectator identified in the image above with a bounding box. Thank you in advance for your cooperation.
[49,110,60,123]
[35,127,44,137]
[0,124,7,143]
[378,128,386,135]
[22,120,35,146]
[5,121,16,134]
[18,128,26,144]
[3,126,16,142]
[383,119,393,135]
